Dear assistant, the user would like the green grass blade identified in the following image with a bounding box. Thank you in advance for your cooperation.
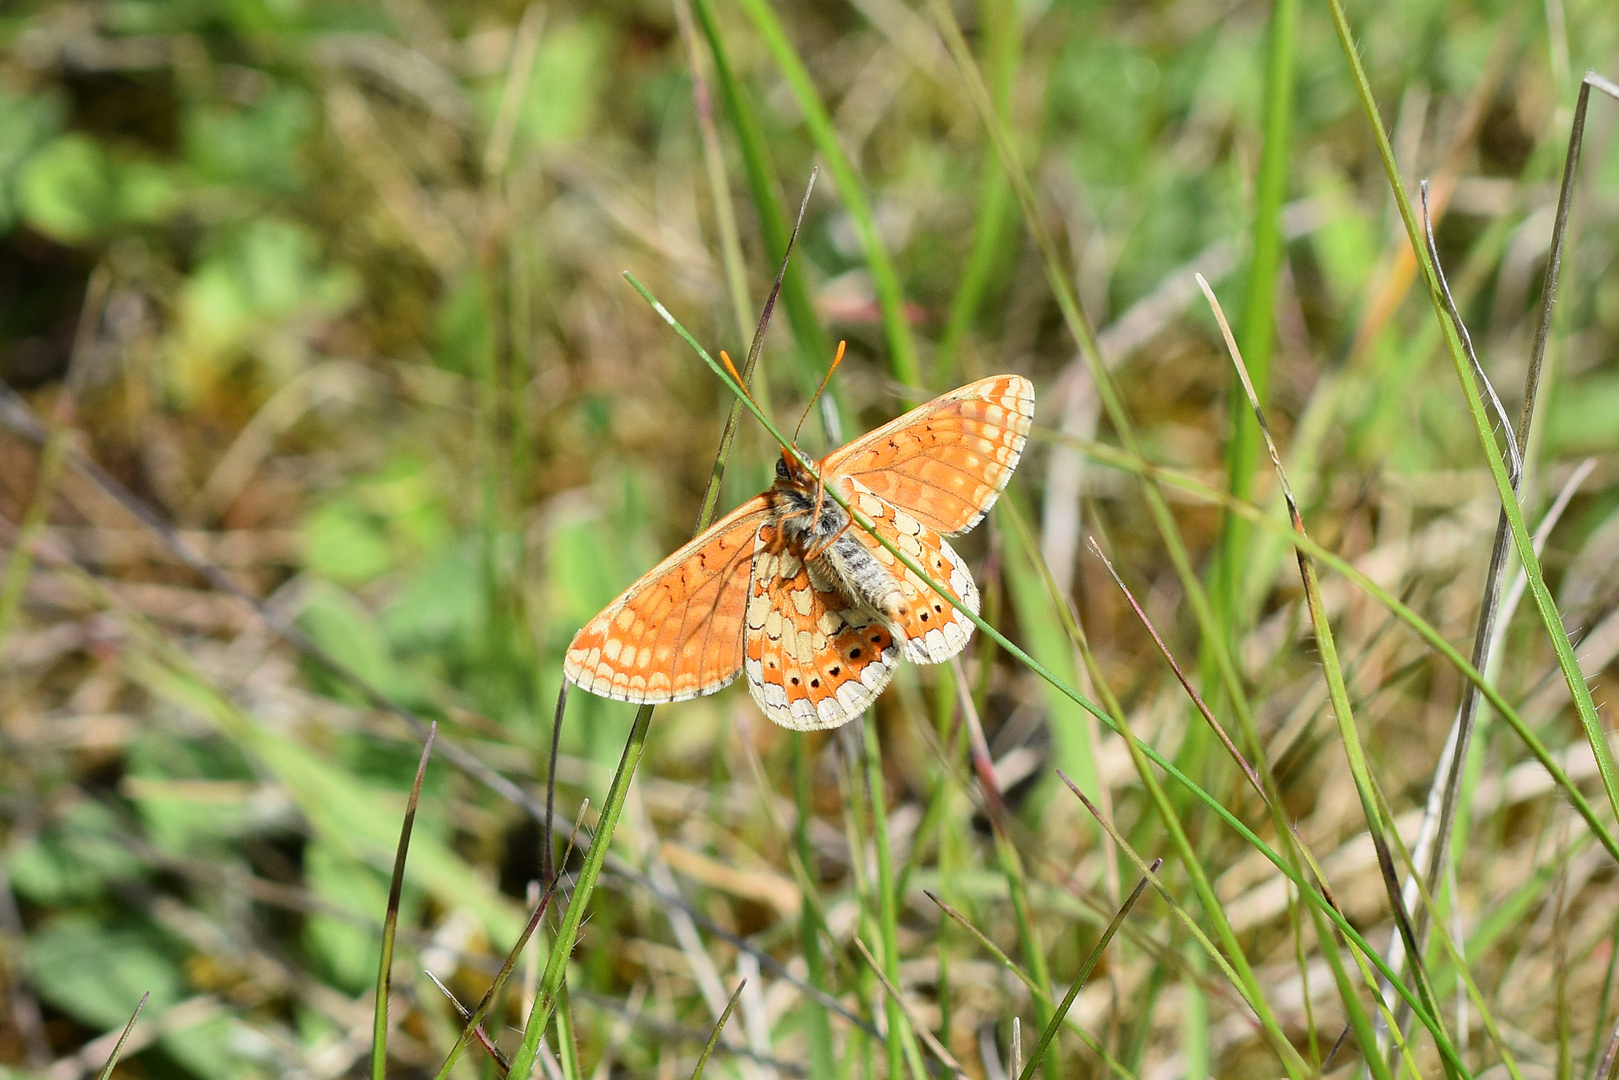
[688,979,746,1080]
[861,721,928,1080]
[627,272,1469,1061]
[1209,0,1298,633]
[1015,861,1157,1080]
[93,992,148,1080]
[372,723,438,1080]
[1321,0,1619,840]
[1208,275,1462,1077]
[690,0,834,393]
[934,0,1018,389]
[730,0,921,394]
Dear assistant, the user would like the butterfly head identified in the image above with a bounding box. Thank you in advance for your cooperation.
[773,448,817,492]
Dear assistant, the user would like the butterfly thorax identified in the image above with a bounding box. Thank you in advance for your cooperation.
[767,453,905,623]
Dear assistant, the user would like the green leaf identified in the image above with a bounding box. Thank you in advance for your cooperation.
[304,499,394,584]
[296,584,422,706]
[5,801,146,904]
[17,135,119,242]
[382,542,483,650]
[302,841,388,994]
[17,134,178,243]
[183,87,313,193]
[27,917,183,1030]
[172,218,359,402]
[0,86,63,230]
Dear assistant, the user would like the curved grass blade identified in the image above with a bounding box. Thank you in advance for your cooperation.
[728,0,921,393]
[372,721,438,1080]
[1323,0,1619,847]
[625,271,1472,1063]
[1203,272,1462,1078]
[1419,74,1619,995]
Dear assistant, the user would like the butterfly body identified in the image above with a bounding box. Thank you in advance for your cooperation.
[564,374,1034,730]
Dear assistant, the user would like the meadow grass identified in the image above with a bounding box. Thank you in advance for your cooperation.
[1,0,1618,1078]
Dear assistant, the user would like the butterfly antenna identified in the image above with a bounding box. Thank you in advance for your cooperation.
[718,350,764,413]
[793,339,847,446]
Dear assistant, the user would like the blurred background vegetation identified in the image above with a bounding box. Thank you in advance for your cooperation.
[0,0,1617,1076]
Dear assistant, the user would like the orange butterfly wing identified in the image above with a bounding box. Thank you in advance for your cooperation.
[563,496,769,703]
[742,535,900,731]
[839,479,980,665]
[819,374,1034,535]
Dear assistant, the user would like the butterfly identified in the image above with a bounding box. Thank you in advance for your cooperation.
[563,374,1034,730]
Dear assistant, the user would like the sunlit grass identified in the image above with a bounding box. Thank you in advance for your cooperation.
[1,0,1617,1078]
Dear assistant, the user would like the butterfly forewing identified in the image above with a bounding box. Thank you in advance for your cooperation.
[820,374,1034,535]
[564,496,769,703]
[743,534,900,731]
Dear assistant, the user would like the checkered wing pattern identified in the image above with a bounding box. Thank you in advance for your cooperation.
[742,533,901,731]
[563,496,769,703]
[842,479,980,664]
[820,374,1034,535]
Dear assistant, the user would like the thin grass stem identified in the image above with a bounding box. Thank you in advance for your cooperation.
[687,979,746,1080]
[372,722,438,1080]
[93,992,149,1080]
[1324,0,1619,847]
[729,0,921,394]
[625,272,1476,1061]
[1014,861,1158,1080]
[860,721,928,1080]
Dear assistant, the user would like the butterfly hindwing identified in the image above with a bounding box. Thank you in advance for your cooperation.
[820,374,1034,535]
[564,496,770,703]
[842,480,979,665]
[743,533,900,731]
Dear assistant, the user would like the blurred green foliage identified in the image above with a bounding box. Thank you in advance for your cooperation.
[0,0,1616,1075]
